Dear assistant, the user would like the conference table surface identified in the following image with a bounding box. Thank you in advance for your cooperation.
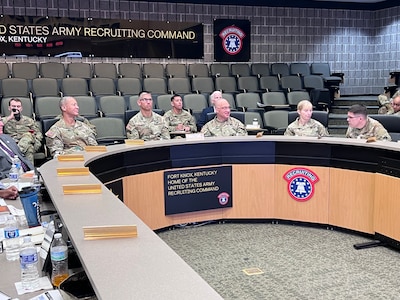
[4,135,400,299]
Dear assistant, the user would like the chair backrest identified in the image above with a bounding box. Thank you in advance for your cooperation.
[280,75,304,92]
[12,62,38,80]
[311,63,331,77]
[98,95,127,118]
[117,78,142,96]
[222,93,236,109]
[143,78,167,94]
[244,111,263,127]
[287,91,311,107]
[1,97,34,119]
[270,63,290,78]
[237,76,259,93]
[259,76,281,92]
[369,114,400,133]
[251,63,270,77]
[35,97,61,120]
[263,110,289,130]
[288,111,329,127]
[89,117,126,144]
[183,94,208,113]
[2,78,31,98]
[215,77,237,93]
[143,63,165,78]
[32,78,60,97]
[67,63,92,79]
[156,94,173,112]
[231,64,251,77]
[0,63,10,79]
[93,63,118,79]
[90,78,117,96]
[235,92,261,110]
[61,78,89,96]
[192,77,214,94]
[42,118,58,134]
[39,62,66,79]
[262,92,288,106]
[303,75,325,89]
[188,64,209,78]
[118,63,142,78]
[168,77,191,94]
[290,63,310,76]
[165,64,187,78]
[75,96,98,118]
[210,64,230,77]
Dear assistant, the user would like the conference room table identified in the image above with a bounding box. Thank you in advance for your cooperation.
[5,135,400,299]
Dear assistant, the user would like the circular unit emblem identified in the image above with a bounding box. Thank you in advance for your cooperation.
[283,168,319,202]
[219,26,246,56]
[218,192,230,205]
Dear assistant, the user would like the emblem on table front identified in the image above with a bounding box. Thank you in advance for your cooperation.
[283,168,319,202]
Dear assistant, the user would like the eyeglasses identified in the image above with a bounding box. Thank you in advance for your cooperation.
[140,98,152,102]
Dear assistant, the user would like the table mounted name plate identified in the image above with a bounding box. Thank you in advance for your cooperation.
[125,139,145,146]
[83,225,138,240]
[62,184,102,194]
[57,154,85,161]
[57,167,90,176]
[85,145,107,152]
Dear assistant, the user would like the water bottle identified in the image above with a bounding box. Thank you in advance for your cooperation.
[20,236,40,290]
[12,155,23,175]
[50,233,69,287]
[9,164,19,183]
[4,215,20,261]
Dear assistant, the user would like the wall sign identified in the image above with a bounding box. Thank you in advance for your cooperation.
[164,166,232,215]
[0,15,204,58]
[214,19,250,62]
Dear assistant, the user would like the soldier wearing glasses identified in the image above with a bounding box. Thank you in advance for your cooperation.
[126,92,170,140]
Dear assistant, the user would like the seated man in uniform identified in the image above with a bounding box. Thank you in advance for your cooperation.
[201,98,247,137]
[126,92,170,140]
[346,104,391,141]
[45,96,98,156]
[2,98,43,164]
[163,94,197,135]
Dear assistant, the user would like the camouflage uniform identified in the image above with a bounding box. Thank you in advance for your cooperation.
[284,118,329,137]
[2,115,43,164]
[201,116,247,137]
[126,111,170,140]
[55,114,97,134]
[45,118,98,156]
[163,109,197,133]
[346,117,391,141]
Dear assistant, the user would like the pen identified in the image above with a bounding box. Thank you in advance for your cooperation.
[45,291,54,300]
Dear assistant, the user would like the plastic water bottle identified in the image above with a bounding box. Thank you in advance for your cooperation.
[9,163,19,183]
[4,215,20,261]
[20,236,40,290]
[50,233,69,287]
[12,155,23,175]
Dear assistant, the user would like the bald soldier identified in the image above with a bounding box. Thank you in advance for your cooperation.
[45,96,97,156]
[201,98,247,137]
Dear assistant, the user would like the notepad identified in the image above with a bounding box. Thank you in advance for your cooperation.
[83,225,138,240]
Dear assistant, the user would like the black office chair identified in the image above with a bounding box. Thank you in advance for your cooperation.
[369,114,400,141]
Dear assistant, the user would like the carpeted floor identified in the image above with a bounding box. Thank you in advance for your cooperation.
[158,222,400,299]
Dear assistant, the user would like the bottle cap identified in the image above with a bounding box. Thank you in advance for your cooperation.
[54,233,62,239]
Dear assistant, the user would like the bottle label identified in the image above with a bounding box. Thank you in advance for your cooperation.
[4,228,19,238]
[51,251,67,261]
[9,173,18,181]
[20,253,38,264]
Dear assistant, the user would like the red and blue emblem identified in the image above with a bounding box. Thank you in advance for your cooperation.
[217,192,230,205]
[219,25,246,56]
[283,168,319,202]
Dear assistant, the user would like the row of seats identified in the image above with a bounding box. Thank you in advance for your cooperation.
[0,61,342,81]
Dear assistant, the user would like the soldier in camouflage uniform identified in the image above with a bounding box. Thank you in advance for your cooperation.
[201,99,247,137]
[284,100,329,137]
[163,94,196,135]
[45,96,97,156]
[346,104,391,141]
[2,98,43,164]
[126,92,170,140]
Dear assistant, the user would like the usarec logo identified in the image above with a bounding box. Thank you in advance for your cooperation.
[218,192,230,205]
[283,168,319,202]
[219,26,246,55]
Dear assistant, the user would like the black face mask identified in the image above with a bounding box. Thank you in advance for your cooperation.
[12,108,21,121]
